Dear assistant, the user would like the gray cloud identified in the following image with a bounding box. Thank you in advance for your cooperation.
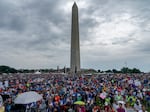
[0,0,150,72]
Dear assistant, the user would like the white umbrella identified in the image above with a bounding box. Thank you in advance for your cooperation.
[14,91,42,104]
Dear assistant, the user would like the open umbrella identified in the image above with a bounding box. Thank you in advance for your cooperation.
[74,101,85,105]
[14,91,42,104]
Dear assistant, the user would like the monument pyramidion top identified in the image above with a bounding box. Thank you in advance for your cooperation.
[73,2,78,8]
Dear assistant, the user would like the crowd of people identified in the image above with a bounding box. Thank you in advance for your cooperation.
[0,72,149,112]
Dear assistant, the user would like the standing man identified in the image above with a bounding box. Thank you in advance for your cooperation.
[117,103,125,112]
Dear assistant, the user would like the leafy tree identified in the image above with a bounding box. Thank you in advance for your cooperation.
[0,65,17,73]
[120,67,141,73]
[121,67,129,73]
[112,69,120,73]
[105,70,112,73]
[98,69,101,72]
[132,68,141,73]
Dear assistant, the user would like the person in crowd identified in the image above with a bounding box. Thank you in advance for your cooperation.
[0,73,149,112]
[117,103,125,112]
[5,98,13,112]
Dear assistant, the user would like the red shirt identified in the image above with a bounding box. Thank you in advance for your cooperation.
[117,108,125,112]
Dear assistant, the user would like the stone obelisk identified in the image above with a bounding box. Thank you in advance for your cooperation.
[70,2,80,73]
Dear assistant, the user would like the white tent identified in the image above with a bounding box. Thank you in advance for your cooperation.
[34,71,41,75]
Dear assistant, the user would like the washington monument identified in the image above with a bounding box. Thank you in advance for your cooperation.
[70,2,80,73]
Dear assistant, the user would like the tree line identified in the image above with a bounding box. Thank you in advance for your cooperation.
[98,67,141,73]
[0,65,142,74]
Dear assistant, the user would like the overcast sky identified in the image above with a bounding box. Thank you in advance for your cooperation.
[0,0,150,72]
